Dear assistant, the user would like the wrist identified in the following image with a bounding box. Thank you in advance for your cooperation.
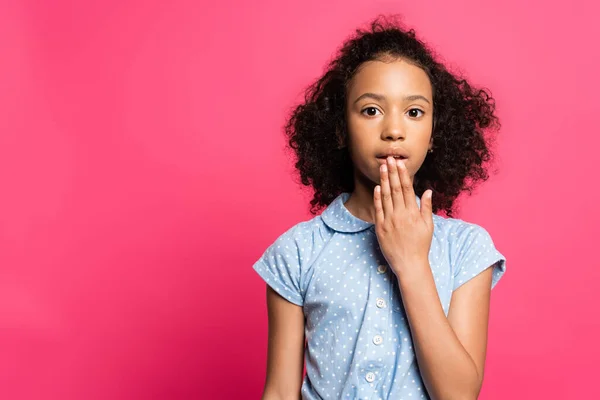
[394,259,431,284]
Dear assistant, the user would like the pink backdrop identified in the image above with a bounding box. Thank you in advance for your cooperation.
[1,0,598,399]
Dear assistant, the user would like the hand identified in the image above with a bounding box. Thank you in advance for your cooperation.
[374,156,434,277]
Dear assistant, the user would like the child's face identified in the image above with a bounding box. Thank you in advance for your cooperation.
[345,58,433,188]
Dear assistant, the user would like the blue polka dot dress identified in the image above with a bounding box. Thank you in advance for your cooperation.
[253,192,506,399]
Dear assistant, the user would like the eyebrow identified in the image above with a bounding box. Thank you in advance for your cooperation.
[353,92,431,105]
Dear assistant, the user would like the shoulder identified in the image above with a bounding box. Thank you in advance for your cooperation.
[432,214,502,265]
[252,215,331,305]
[432,214,494,243]
[256,214,331,266]
[432,215,506,290]
[267,214,329,249]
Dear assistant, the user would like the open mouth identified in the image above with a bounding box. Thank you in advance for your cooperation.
[377,156,407,163]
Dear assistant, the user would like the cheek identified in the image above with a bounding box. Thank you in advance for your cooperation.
[348,136,372,164]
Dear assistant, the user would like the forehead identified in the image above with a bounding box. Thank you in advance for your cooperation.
[347,59,432,100]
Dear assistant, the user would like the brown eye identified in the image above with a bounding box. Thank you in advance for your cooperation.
[361,107,381,117]
[407,109,424,118]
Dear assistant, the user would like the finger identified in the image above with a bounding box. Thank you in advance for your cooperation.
[387,156,404,211]
[397,159,416,209]
[380,163,394,215]
[374,185,385,225]
[420,189,434,229]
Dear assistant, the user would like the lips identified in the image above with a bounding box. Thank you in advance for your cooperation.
[376,149,408,166]
[377,155,407,160]
[376,149,409,159]
[376,156,407,165]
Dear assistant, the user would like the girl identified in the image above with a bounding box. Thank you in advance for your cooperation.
[253,15,507,400]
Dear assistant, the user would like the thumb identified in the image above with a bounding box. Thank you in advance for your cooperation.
[420,190,434,228]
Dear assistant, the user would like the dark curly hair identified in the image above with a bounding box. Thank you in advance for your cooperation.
[284,15,500,217]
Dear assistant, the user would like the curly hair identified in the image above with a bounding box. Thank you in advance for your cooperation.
[284,15,500,217]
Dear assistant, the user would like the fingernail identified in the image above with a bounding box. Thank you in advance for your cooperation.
[381,164,387,172]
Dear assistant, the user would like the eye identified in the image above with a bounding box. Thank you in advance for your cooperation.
[407,108,424,118]
[361,107,381,117]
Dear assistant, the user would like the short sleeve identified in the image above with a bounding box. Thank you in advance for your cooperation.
[252,227,304,306]
[452,223,506,291]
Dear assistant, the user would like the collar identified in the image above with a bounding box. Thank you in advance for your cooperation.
[321,192,421,233]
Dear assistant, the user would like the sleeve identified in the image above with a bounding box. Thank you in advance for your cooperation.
[451,223,507,291]
[252,227,304,306]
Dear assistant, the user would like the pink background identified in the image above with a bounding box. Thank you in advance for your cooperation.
[1,0,598,399]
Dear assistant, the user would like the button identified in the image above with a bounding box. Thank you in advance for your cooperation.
[376,298,386,308]
[377,265,387,274]
[373,335,383,345]
[365,372,375,382]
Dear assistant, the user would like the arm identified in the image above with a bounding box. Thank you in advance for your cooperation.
[397,263,494,400]
[261,285,305,400]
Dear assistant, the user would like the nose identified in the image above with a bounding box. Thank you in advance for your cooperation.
[380,112,405,141]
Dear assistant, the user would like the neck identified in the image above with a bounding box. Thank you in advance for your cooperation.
[343,169,378,224]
